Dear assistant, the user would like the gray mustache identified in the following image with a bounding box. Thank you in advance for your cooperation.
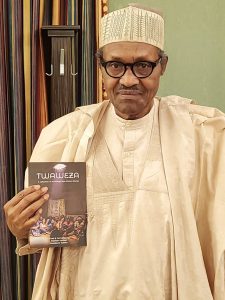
[118,85,141,92]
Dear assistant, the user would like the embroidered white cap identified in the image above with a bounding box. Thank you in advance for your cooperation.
[99,4,164,50]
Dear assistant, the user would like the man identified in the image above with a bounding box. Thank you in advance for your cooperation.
[4,4,225,300]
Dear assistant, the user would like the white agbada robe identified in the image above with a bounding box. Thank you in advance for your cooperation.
[83,101,176,299]
[16,96,225,300]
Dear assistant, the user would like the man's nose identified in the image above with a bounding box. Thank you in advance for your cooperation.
[119,67,139,87]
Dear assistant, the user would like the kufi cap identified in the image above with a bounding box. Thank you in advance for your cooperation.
[100,4,164,50]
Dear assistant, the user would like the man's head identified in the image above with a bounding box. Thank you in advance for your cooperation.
[98,4,168,120]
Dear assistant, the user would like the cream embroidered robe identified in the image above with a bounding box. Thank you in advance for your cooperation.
[17,96,225,300]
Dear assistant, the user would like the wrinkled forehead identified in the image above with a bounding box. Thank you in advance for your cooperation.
[101,42,160,61]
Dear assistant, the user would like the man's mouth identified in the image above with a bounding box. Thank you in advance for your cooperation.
[118,90,142,95]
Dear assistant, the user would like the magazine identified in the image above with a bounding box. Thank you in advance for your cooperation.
[28,162,87,248]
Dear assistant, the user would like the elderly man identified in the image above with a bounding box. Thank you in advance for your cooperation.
[4,4,225,300]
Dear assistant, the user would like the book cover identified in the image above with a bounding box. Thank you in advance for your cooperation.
[28,162,87,248]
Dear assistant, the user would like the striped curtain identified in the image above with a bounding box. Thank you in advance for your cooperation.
[0,1,107,299]
[96,0,109,101]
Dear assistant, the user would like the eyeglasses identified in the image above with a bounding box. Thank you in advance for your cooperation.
[100,58,161,79]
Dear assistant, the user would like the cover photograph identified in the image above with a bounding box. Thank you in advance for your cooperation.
[28,162,87,248]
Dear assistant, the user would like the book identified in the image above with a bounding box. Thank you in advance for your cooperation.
[28,162,87,248]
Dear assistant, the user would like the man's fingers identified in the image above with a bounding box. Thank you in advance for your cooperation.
[17,194,49,224]
[13,209,43,239]
[24,209,43,230]
[4,185,41,209]
[5,187,49,220]
[15,187,49,214]
[3,186,50,239]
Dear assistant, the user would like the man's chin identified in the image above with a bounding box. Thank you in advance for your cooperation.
[113,103,145,119]
[111,97,153,119]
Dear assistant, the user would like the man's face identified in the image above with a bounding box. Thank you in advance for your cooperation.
[101,42,167,119]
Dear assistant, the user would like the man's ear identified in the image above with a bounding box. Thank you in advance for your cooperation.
[160,55,168,75]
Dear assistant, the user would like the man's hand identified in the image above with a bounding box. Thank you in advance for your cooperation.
[3,185,49,239]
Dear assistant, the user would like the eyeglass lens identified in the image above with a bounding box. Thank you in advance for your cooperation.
[105,61,156,78]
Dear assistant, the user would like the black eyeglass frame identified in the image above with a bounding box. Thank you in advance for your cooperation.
[100,57,162,79]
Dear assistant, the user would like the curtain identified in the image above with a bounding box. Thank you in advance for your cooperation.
[0,1,107,299]
[81,0,95,105]
[96,0,109,101]
[0,1,15,299]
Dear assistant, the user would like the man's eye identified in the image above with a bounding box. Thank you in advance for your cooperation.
[109,62,121,69]
[136,62,149,69]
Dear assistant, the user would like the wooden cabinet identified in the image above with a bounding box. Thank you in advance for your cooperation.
[42,26,80,121]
